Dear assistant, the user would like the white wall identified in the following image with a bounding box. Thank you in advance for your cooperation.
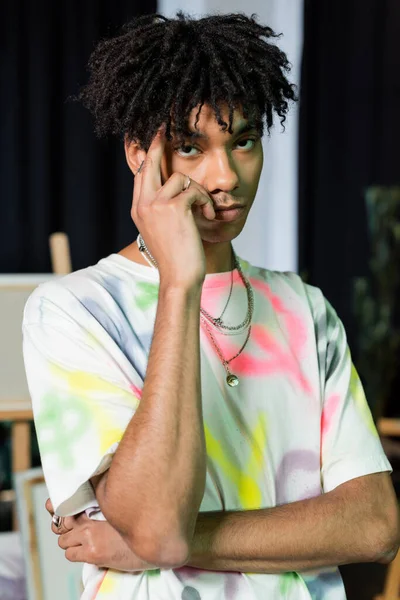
[159,0,303,273]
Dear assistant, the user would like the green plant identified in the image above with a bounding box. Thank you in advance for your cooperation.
[353,186,400,421]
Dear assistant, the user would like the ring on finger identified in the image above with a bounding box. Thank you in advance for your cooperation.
[182,175,191,191]
[52,514,64,531]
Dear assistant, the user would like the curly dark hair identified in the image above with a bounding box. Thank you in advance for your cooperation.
[70,11,297,151]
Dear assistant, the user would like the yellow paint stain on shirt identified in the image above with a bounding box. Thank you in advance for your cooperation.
[204,414,268,510]
[350,362,379,438]
[98,426,125,455]
[237,473,262,508]
[96,571,118,596]
[49,362,139,402]
[248,413,268,471]
[49,364,136,453]
[241,413,268,507]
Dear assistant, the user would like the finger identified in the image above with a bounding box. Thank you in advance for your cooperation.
[139,124,167,203]
[52,520,70,536]
[75,512,90,525]
[185,186,216,220]
[131,125,166,222]
[45,498,54,515]
[65,546,87,563]
[58,529,81,550]
[63,515,78,530]
[159,174,215,220]
[51,515,76,536]
[132,156,146,213]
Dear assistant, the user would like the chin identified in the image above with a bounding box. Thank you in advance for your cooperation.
[199,224,245,244]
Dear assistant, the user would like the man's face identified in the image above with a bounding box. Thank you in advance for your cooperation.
[160,102,264,244]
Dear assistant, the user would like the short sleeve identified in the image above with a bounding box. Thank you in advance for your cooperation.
[22,282,143,517]
[316,296,392,493]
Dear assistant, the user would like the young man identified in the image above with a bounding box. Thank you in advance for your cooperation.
[23,11,399,600]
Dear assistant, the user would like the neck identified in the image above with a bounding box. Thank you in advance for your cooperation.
[202,240,234,274]
[118,238,235,275]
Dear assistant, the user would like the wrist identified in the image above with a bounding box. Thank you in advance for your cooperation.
[159,281,204,298]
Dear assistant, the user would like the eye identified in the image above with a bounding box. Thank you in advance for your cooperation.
[235,137,258,151]
[174,144,200,157]
[173,136,259,157]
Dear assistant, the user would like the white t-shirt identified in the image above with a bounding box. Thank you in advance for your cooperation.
[22,253,392,600]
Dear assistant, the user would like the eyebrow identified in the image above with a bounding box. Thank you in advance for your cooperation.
[180,121,259,141]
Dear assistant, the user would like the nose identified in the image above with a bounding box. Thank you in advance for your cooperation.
[204,151,240,193]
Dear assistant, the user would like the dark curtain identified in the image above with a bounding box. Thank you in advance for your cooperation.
[0,0,157,516]
[298,0,400,350]
[0,0,156,274]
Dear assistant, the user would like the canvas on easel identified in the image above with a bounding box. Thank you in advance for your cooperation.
[0,231,71,524]
[0,274,54,528]
[14,467,83,600]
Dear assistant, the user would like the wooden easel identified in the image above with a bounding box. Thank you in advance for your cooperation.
[49,232,72,275]
[0,233,71,530]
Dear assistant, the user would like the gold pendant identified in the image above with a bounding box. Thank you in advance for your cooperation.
[226,374,239,387]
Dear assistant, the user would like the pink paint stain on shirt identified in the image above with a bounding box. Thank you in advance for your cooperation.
[129,383,143,399]
[201,277,313,394]
[174,566,206,584]
[252,278,308,356]
[202,323,312,394]
[224,571,245,599]
[321,393,341,438]
[176,566,243,600]
[91,570,108,599]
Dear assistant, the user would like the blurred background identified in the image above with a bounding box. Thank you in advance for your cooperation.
[1,1,400,599]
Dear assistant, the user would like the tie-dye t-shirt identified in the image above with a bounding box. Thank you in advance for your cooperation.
[22,252,392,600]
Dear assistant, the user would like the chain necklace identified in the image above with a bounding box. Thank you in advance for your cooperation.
[136,233,254,387]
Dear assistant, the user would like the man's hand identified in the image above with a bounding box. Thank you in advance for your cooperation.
[45,499,159,572]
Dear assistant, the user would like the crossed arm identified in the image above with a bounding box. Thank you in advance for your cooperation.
[45,288,400,572]
[50,470,399,574]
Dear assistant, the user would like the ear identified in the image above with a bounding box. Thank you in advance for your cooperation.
[124,134,146,175]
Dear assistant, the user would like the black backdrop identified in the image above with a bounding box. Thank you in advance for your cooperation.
[2,1,400,343]
[0,0,156,274]
[298,0,400,351]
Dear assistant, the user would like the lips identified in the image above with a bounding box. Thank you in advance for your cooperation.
[213,206,245,222]
[215,205,244,211]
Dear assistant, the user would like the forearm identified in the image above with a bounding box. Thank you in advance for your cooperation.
[81,476,396,574]
[83,497,382,574]
[99,284,206,564]
[187,484,391,573]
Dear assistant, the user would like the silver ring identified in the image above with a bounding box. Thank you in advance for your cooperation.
[52,514,63,530]
[183,175,191,191]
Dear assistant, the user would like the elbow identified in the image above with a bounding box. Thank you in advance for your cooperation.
[97,482,190,568]
[375,536,400,565]
[372,506,400,564]
[127,531,190,569]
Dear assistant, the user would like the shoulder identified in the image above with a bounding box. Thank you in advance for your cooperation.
[243,260,328,318]
[23,256,123,329]
[242,259,341,342]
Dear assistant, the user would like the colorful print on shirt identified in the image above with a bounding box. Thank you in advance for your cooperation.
[22,253,392,600]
